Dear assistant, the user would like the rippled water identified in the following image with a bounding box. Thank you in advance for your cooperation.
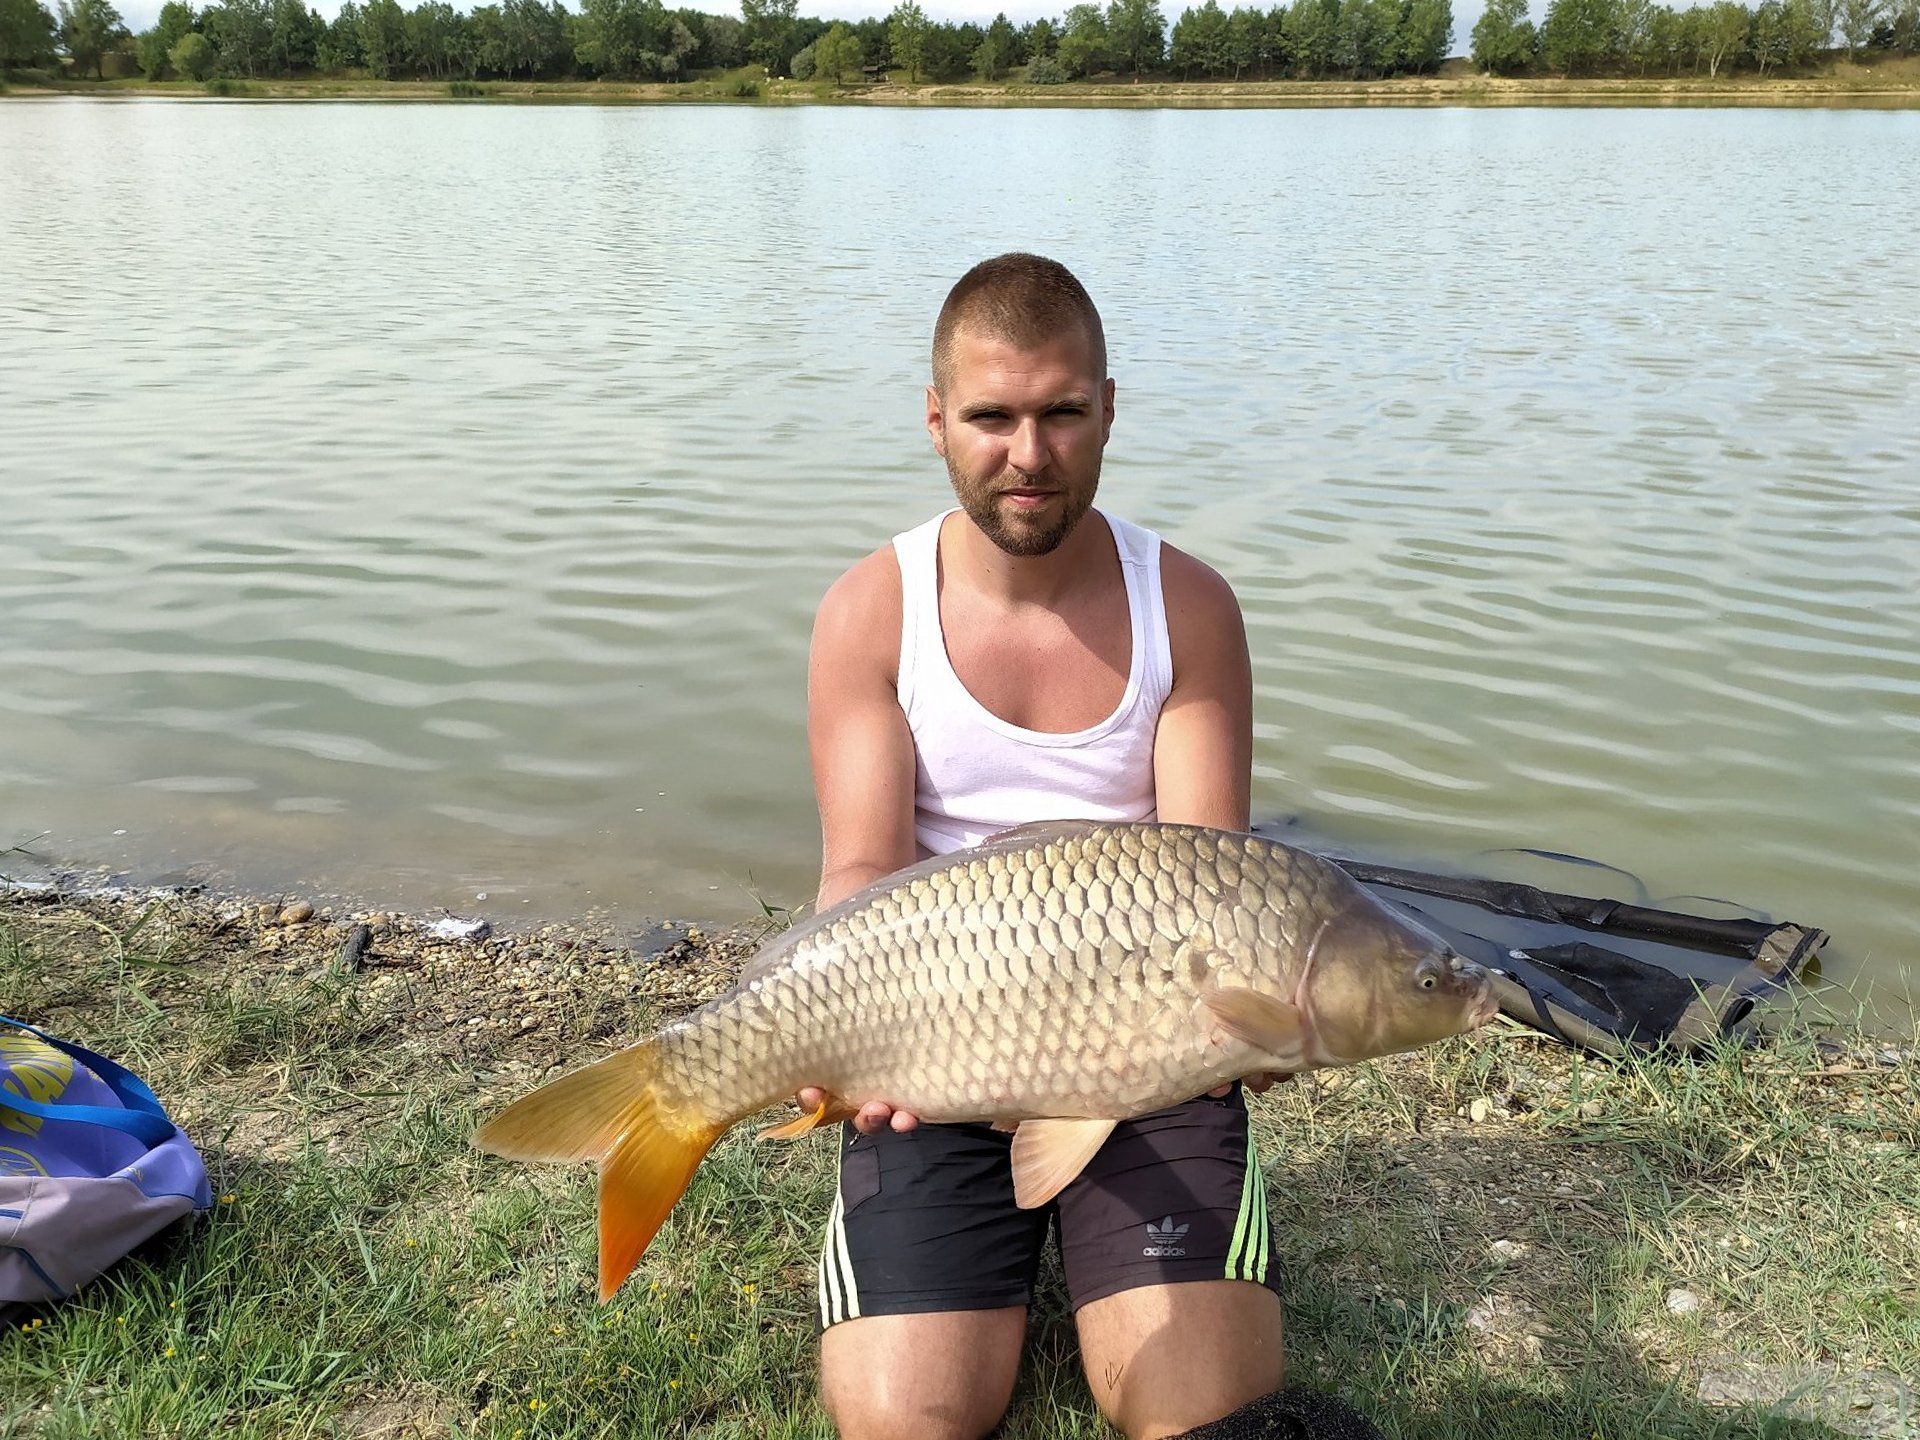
[2,100,1916,1014]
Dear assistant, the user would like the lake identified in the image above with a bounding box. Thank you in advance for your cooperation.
[2,99,1916,1017]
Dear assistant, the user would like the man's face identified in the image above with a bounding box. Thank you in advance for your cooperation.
[926,325,1116,558]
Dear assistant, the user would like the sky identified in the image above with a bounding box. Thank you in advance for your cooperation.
[114,0,1522,57]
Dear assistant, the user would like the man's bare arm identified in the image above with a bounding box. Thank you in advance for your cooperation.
[801,549,923,1132]
[1153,545,1253,833]
[808,550,919,910]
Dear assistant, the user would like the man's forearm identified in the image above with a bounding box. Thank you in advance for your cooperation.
[815,862,903,914]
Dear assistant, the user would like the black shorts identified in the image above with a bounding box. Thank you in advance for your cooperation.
[815,1084,1277,1329]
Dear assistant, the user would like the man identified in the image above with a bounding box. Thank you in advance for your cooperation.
[800,253,1281,1440]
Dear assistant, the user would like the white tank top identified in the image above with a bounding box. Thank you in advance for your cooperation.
[892,507,1175,858]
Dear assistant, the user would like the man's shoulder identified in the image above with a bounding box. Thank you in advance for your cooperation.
[818,544,903,620]
[1157,541,1242,619]
[811,545,903,679]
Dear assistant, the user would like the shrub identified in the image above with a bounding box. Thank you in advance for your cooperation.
[169,30,216,80]
[789,40,815,78]
[203,75,255,94]
[1025,54,1066,82]
[729,75,760,95]
[448,78,487,95]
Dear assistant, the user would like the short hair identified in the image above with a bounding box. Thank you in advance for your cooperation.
[931,253,1107,397]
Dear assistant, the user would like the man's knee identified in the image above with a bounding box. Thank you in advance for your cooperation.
[819,1309,1023,1440]
[823,1383,1010,1440]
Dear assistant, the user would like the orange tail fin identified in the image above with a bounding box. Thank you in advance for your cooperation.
[472,1040,724,1301]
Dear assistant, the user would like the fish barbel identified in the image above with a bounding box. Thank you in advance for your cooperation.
[473,820,1494,1300]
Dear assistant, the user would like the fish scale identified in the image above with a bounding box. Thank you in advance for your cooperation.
[474,818,1495,1301]
[658,823,1339,1124]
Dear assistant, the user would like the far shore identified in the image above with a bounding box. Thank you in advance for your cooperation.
[7,56,1920,107]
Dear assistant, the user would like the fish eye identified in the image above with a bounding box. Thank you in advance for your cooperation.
[1419,975,1436,990]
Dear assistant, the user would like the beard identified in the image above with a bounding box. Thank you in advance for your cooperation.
[945,452,1098,559]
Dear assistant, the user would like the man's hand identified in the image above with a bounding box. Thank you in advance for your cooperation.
[798,1086,920,1135]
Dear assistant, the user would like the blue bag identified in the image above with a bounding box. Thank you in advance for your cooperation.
[1,1017,212,1304]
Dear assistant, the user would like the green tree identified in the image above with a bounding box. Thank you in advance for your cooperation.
[57,0,124,74]
[984,10,1016,62]
[133,0,192,76]
[812,17,858,79]
[1283,0,1337,73]
[1259,3,1287,71]
[701,10,742,63]
[1885,0,1918,51]
[405,0,457,74]
[886,0,926,78]
[356,0,402,75]
[1223,4,1262,73]
[2,0,60,66]
[1022,13,1056,56]
[1171,0,1228,72]
[1056,0,1108,72]
[1541,0,1616,70]
[1698,0,1747,72]
[1837,0,1880,49]
[1332,0,1395,72]
[315,2,362,67]
[1395,0,1452,69]
[168,24,213,72]
[970,24,1007,76]
[265,0,313,70]
[200,0,268,74]
[1642,3,1688,69]
[1105,0,1164,71]
[1472,0,1534,68]
[740,0,793,71]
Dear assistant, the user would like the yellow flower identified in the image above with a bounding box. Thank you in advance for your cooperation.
[668,1380,680,1390]
[219,1194,235,1204]
[116,1316,126,1326]
[528,1398,544,1412]
[165,1346,177,1357]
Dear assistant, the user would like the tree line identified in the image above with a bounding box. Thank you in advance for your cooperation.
[2,0,1914,84]
[1473,0,1916,73]
[3,0,1458,85]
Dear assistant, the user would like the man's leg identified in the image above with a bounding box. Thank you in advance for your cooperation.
[814,1120,1049,1439]
[821,1308,1026,1440]
[1076,1281,1285,1440]
[1055,1084,1286,1440]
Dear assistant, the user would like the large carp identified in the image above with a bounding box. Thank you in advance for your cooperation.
[474,820,1495,1301]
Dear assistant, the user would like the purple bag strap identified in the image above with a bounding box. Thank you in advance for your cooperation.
[0,1016,178,1149]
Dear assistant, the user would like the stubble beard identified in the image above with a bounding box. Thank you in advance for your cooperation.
[945,452,1099,559]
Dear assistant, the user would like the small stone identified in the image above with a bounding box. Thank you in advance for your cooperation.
[1491,1239,1526,1261]
[1468,1098,1494,1124]
[1666,1287,1702,1316]
[278,901,314,925]
[1579,1098,1605,1119]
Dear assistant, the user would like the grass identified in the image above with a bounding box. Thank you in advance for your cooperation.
[2,890,1916,1438]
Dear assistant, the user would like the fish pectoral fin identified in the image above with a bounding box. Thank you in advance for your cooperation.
[990,1119,1019,1134]
[1200,986,1308,1068]
[1009,1118,1118,1209]
[756,1095,857,1141]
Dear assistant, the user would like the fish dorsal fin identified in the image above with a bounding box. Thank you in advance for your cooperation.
[1009,1117,1118,1209]
[1200,986,1309,1070]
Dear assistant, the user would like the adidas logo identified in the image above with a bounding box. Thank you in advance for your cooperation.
[1141,1214,1189,1258]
